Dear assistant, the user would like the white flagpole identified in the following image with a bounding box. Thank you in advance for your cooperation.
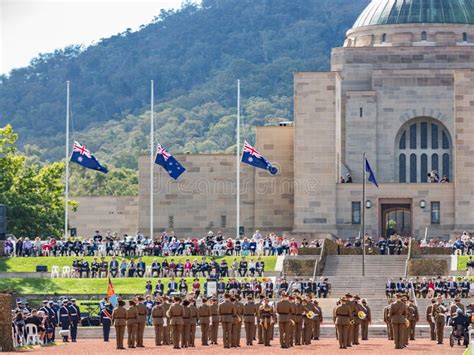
[150,80,155,240]
[236,79,241,239]
[64,81,70,240]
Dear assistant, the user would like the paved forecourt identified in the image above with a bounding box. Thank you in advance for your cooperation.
[5,338,463,355]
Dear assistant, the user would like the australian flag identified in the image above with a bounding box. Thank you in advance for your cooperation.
[70,142,108,173]
[365,158,379,187]
[155,144,186,180]
[241,141,278,175]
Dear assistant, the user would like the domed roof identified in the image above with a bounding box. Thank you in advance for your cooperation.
[353,0,474,28]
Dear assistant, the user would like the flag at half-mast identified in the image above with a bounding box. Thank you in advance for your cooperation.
[154,143,186,180]
[241,141,278,175]
[107,277,118,307]
[70,141,108,173]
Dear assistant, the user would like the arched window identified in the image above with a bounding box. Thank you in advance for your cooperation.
[396,118,452,183]
[381,33,387,43]
[463,32,468,42]
[421,31,427,41]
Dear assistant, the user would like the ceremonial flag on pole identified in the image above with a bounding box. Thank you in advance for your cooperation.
[241,141,278,175]
[365,158,379,187]
[108,277,118,307]
[154,144,186,180]
[70,141,108,173]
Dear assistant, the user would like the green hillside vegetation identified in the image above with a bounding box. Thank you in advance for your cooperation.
[457,255,472,271]
[0,255,276,273]
[0,0,368,195]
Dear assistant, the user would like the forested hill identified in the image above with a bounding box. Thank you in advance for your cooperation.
[0,0,368,173]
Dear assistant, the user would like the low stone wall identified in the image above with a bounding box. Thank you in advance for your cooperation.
[0,294,14,351]
[298,248,321,255]
[408,259,448,276]
[284,256,316,276]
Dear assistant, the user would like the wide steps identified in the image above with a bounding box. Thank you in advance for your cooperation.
[323,255,407,277]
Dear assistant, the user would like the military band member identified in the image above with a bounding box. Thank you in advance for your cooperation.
[126,300,138,349]
[334,297,351,349]
[407,299,419,341]
[243,295,258,346]
[432,296,446,345]
[389,294,408,350]
[345,293,356,347]
[168,296,184,349]
[198,297,211,346]
[384,299,393,340]
[276,292,292,348]
[303,295,315,345]
[360,299,371,341]
[293,296,304,345]
[426,298,436,341]
[312,299,323,340]
[162,297,171,345]
[259,297,275,346]
[136,296,147,347]
[351,295,362,345]
[189,298,198,347]
[288,296,296,347]
[219,293,237,349]
[112,300,127,349]
[210,297,220,345]
[256,294,265,344]
[152,298,165,346]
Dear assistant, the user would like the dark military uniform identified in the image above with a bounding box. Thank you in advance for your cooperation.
[384,303,393,340]
[360,303,371,340]
[389,299,408,349]
[112,304,127,349]
[426,302,436,341]
[303,301,315,344]
[334,301,351,349]
[407,303,419,340]
[68,302,80,342]
[99,307,113,342]
[58,303,71,342]
[313,303,323,340]
[293,301,304,345]
[432,302,446,344]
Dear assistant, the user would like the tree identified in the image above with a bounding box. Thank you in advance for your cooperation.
[0,125,74,237]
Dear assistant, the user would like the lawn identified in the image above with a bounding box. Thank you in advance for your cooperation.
[0,276,267,295]
[0,255,276,273]
[457,255,472,271]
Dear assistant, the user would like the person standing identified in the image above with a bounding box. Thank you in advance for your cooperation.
[99,303,113,342]
[407,299,419,341]
[243,295,257,346]
[259,298,274,347]
[432,296,446,345]
[112,300,127,349]
[210,297,220,345]
[126,300,138,349]
[384,299,393,340]
[426,298,436,341]
[198,297,211,346]
[389,294,408,349]
[232,295,244,347]
[136,296,147,347]
[58,300,71,343]
[219,293,237,349]
[352,295,362,345]
[181,299,191,348]
[312,299,323,340]
[303,295,315,345]
[360,299,371,341]
[168,296,184,349]
[188,298,198,347]
[334,297,351,349]
[345,293,357,347]
[293,296,304,346]
[68,299,80,342]
[276,292,292,348]
[162,297,171,345]
[151,298,165,346]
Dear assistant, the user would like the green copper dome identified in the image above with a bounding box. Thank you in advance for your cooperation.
[353,0,474,28]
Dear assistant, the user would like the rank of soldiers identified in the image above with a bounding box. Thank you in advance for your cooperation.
[111,292,324,349]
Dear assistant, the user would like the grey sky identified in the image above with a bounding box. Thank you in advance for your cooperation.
[0,0,189,75]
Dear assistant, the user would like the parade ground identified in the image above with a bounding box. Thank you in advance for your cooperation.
[7,338,466,355]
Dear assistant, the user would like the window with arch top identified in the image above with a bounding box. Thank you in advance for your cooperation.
[421,31,427,41]
[396,118,452,183]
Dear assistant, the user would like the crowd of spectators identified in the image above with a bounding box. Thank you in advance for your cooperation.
[419,231,473,255]
[385,276,472,299]
[71,255,267,279]
[12,303,56,345]
[3,230,303,258]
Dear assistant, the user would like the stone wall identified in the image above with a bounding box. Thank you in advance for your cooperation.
[0,294,13,351]
[69,196,139,237]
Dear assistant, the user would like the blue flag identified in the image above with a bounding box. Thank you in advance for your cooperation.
[70,142,108,173]
[365,158,379,187]
[155,144,186,180]
[241,141,278,175]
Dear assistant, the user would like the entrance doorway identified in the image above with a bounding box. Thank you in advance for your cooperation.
[381,203,412,237]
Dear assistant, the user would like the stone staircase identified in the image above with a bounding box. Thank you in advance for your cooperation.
[322,255,407,277]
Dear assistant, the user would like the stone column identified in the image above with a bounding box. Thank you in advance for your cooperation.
[0,294,14,351]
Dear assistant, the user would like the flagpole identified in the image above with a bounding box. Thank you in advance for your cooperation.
[150,80,154,240]
[64,81,70,240]
[362,152,366,277]
[236,79,241,239]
